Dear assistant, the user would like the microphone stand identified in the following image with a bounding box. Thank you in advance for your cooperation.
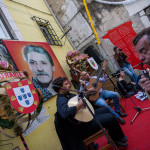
[106,72,127,112]
[111,73,150,124]
[106,73,125,98]
[78,84,118,150]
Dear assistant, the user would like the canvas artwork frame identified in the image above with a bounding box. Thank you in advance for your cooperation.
[2,40,68,101]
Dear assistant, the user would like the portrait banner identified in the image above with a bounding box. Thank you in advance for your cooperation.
[103,21,142,70]
[3,40,68,101]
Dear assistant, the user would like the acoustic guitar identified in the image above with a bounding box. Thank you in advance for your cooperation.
[86,60,108,101]
[68,96,94,122]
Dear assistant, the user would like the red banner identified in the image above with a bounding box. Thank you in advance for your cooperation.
[0,72,24,80]
[103,21,142,70]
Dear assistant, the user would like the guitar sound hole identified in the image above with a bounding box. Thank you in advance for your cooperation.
[92,83,97,87]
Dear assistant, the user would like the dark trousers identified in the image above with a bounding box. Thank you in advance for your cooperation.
[79,107,125,142]
[55,107,125,150]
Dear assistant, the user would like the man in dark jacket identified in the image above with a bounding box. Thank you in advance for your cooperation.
[133,27,150,94]
[52,77,128,150]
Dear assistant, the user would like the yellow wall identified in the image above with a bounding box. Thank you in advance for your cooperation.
[1,0,74,150]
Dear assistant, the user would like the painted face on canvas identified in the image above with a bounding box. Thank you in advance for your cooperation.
[27,52,54,83]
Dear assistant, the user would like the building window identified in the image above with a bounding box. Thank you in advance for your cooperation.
[144,6,150,20]
[0,14,12,39]
[32,16,62,46]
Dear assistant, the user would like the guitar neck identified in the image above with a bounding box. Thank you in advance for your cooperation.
[92,60,108,87]
[93,68,103,87]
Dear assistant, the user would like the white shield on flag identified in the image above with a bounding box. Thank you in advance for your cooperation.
[13,85,34,108]
[87,57,98,70]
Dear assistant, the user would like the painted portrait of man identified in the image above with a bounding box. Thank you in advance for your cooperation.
[3,40,68,101]
[22,45,56,100]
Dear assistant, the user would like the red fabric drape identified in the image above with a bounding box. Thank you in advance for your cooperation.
[103,21,142,70]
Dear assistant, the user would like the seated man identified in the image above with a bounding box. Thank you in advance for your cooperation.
[116,69,139,97]
[113,46,137,82]
[80,70,127,124]
[52,77,128,150]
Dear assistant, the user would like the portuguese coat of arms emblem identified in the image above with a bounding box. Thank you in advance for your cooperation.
[5,79,39,114]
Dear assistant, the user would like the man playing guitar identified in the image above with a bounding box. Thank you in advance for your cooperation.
[80,67,127,125]
[52,77,128,150]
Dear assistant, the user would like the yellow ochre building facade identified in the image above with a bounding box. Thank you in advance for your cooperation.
[0,0,74,149]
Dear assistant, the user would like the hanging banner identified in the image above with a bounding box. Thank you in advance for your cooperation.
[3,40,68,101]
[103,21,142,70]
[0,71,25,81]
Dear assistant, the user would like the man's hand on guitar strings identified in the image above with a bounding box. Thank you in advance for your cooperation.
[85,89,97,96]
[79,79,87,90]
[86,87,96,93]
[76,99,86,111]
